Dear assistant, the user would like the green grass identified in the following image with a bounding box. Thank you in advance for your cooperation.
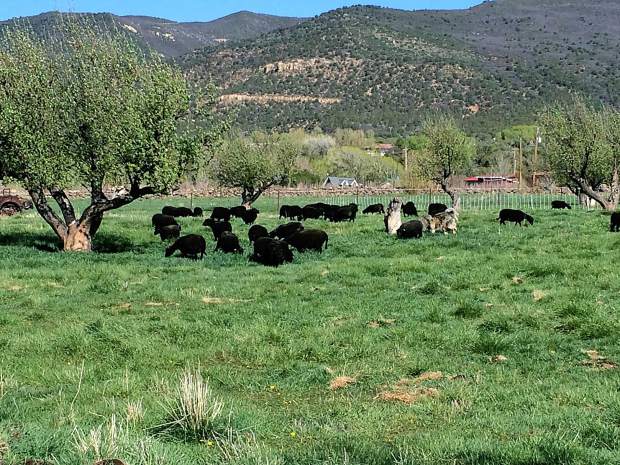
[1,199,619,465]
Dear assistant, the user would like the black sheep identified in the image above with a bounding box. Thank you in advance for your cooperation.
[152,214,178,235]
[162,206,202,218]
[279,205,303,221]
[215,231,244,254]
[248,225,269,244]
[397,221,424,239]
[327,204,358,223]
[498,209,534,226]
[158,224,181,241]
[322,204,340,220]
[250,237,294,267]
[270,222,304,240]
[428,203,448,217]
[363,204,385,215]
[203,218,233,240]
[230,206,248,219]
[210,207,231,222]
[165,235,206,259]
[302,206,323,220]
[402,202,418,217]
[551,200,572,210]
[611,212,620,232]
[241,208,259,225]
[284,229,329,253]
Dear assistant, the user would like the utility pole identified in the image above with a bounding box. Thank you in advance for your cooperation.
[519,137,523,190]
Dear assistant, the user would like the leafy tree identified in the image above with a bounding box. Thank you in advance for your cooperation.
[540,97,618,210]
[417,115,475,209]
[213,135,298,206]
[0,22,224,251]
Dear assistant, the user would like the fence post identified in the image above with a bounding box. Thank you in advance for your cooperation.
[356,186,359,206]
[277,191,280,214]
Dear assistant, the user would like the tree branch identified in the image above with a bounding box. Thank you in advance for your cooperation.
[27,188,68,241]
[49,188,76,225]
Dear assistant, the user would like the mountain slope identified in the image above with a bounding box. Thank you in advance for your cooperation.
[181,1,620,135]
[0,11,305,57]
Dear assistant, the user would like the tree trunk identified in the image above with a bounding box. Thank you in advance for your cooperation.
[609,165,619,211]
[441,180,460,211]
[572,176,615,211]
[63,222,93,252]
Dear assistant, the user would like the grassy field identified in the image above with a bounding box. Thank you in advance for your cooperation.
[0,199,619,465]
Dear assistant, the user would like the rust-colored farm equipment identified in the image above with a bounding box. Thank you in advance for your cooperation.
[0,189,33,216]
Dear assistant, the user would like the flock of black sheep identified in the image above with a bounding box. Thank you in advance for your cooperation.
[151,199,620,267]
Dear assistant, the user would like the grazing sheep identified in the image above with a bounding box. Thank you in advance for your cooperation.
[162,206,202,218]
[302,205,323,220]
[203,218,233,240]
[270,222,304,240]
[397,220,424,239]
[363,203,385,215]
[229,206,248,219]
[250,237,294,267]
[611,212,620,232]
[428,203,448,217]
[211,207,231,222]
[248,225,269,244]
[165,235,206,259]
[279,205,303,221]
[552,200,572,210]
[152,214,178,235]
[241,208,259,225]
[284,229,329,253]
[498,209,534,226]
[305,203,331,218]
[384,198,403,235]
[428,209,459,234]
[327,204,358,223]
[215,231,244,254]
[158,224,181,241]
[402,202,418,217]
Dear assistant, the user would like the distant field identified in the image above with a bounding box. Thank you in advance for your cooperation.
[0,199,619,465]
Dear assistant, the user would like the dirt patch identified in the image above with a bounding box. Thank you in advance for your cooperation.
[330,376,357,390]
[580,350,617,370]
[532,290,547,302]
[490,355,508,363]
[367,318,396,329]
[376,387,439,405]
[202,297,253,305]
[512,276,524,285]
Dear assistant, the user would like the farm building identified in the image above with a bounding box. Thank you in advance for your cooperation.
[465,175,518,188]
[323,176,360,188]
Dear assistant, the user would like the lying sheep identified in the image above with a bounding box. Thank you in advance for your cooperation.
[165,235,206,259]
[215,231,244,254]
[270,222,304,240]
[203,218,233,240]
[397,220,424,239]
[498,209,534,226]
[611,212,620,232]
[250,237,294,267]
[248,225,269,244]
[284,229,329,253]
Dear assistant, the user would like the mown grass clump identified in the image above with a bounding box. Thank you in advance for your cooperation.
[0,200,619,464]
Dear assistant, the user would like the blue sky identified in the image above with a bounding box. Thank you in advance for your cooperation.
[0,1,482,22]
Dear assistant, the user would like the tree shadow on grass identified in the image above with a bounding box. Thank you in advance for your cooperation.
[0,231,140,254]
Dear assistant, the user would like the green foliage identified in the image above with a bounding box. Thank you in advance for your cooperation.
[540,97,618,209]
[213,134,299,203]
[417,115,475,188]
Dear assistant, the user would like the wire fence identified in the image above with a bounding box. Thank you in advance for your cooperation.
[190,189,597,214]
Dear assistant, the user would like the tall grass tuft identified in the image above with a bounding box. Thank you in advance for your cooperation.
[160,367,225,441]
